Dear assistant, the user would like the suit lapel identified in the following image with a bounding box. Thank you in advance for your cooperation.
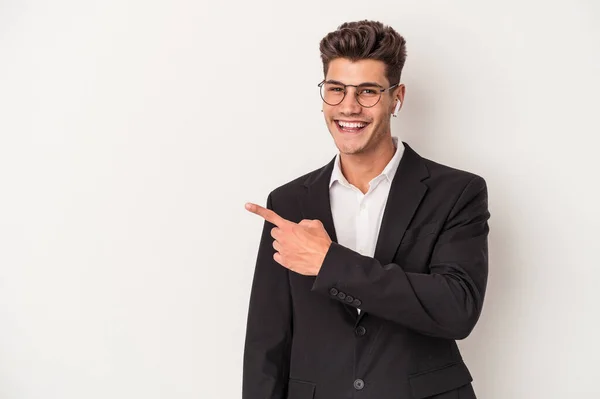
[357,143,429,323]
[300,142,430,323]
[372,143,429,266]
[300,156,338,244]
[300,156,357,317]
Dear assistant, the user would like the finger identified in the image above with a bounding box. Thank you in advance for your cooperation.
[299,219,323,229]
[273,251,286,268]
[273,252,294,273]
[245,202,289,227]
[271,227,281,239]
[272,240,282,252]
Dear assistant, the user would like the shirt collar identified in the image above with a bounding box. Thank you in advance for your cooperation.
[329,136,405,189]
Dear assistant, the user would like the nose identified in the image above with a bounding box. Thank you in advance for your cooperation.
[338,87,362,115]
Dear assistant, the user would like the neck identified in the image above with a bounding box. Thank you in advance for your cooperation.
[339,136,396,194]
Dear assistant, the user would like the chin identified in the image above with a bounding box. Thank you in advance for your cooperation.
[331,128,372,155]
[335,138,369,155]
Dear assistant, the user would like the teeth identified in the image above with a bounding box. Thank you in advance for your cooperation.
[338,121,367,128]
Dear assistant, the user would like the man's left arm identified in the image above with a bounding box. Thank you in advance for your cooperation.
[312,175,490,340]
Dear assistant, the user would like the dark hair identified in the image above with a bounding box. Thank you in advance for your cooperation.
[319,20,407,86]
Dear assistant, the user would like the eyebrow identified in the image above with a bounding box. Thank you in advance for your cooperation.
[325,79,384,87]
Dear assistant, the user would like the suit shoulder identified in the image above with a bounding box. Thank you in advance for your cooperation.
[420,155,486,189]
[415,154,488,220]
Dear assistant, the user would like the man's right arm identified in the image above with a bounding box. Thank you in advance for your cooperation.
[242,192,293,399]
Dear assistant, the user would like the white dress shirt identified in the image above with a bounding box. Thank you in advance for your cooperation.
[329,136,405,314]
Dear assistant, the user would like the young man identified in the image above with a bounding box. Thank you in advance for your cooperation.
[243,20,489,399]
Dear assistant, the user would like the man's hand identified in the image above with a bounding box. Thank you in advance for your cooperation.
[245,202,332,276]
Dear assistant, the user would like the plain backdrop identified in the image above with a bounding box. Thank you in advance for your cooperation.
[1,1,599,398]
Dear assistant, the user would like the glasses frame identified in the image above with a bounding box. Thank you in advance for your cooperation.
[317,79,400,108]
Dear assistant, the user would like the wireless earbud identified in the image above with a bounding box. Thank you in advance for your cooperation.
[392,100,402,117]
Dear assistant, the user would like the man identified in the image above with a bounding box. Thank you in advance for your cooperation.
[243,20,490,399]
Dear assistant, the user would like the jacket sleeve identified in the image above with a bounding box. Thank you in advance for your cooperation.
[242,192,293,399]
[312,176,490,340]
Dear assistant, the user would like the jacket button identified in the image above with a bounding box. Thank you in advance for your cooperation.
[355,326,366,336]
[329,288,338,296]
[345,295,354,303]
[337,292,346,300]
[352,299,362,307]
[354,379,365,390]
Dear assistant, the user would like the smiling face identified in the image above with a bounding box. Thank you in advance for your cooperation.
[322,58,405,156]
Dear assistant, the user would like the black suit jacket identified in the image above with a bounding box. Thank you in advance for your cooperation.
[243,142,490,399]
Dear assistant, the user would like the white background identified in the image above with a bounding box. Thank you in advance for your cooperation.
[1,1,599,398]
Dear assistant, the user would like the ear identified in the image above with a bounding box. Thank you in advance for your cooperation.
[391,84,406,116]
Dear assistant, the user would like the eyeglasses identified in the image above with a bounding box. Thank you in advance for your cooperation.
[318,79,399,108]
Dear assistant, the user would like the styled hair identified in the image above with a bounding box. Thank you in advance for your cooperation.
[319,20,407,86]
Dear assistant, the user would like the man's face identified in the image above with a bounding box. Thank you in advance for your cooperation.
[322,58,404,155]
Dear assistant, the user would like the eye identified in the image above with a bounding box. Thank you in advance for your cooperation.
[359,87,379,96]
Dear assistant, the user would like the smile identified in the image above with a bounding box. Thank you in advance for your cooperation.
[335,120,370,133]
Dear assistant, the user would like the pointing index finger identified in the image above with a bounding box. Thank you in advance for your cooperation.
[245,202,290,227]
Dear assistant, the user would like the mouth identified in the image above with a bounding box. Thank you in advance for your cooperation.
[335,120,370,134]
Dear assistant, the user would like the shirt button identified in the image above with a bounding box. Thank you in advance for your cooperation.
[355,326,366,336]
[345,295,354,303]
[337,292,346,300]
[360,203,366,211]
[353,299,362,307]
[354,379,365,390]
[329,288,338,296]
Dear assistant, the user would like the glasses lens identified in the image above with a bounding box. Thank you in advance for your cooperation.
[321,83,345,105]
[356,86,381,107]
